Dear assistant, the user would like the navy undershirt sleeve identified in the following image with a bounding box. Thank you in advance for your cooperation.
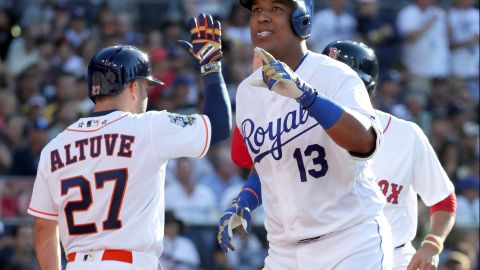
[202,72,232,145]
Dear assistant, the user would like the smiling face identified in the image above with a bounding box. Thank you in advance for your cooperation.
[249,0,300,60]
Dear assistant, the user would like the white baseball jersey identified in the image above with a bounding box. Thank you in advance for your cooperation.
[372,110,454,248]
[235,51,386,244]
[28,110,211,257]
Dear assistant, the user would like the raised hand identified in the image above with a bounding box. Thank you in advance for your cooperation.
[177,13,222,74]
[250,47,314,100]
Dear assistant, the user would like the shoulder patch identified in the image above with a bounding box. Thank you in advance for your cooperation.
[168,113,196,127]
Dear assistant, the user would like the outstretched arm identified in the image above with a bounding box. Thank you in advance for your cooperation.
[177,13,232,145]
[34,218,61,270]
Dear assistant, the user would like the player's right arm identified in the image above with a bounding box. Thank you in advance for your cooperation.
[34,217,61,270]
[177,13,232,145]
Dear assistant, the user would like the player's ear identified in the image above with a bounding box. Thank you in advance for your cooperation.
[126,81,138,101]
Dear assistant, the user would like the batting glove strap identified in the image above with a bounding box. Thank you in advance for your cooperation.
[200,61,222,75]
[295,82,317,108]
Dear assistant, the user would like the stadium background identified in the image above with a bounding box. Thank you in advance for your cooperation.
[0,0,478,269]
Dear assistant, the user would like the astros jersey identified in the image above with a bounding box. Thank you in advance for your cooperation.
[235,51,386,244]
[28,110,211,257]
[372,110,454,247]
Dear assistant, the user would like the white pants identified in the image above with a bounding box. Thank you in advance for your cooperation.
[263,214,393,270]
[66,250,160,270]
[393,242,416,270]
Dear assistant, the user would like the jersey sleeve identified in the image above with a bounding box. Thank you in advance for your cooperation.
[27,151,58,220]
[411,123,455,206]
[231,126,253,168]
[330,72,383,160]
[150,111,212,160]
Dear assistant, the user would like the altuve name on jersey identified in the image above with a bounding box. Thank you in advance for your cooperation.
[50,133,135,172]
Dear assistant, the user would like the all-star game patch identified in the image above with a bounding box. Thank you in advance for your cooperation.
[168,113,196,127]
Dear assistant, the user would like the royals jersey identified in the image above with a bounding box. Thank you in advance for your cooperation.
[28,110,211,257]
[235,51,386,244]
[372,110,454,247]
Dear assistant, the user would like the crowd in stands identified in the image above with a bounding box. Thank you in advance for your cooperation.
[0,0,478,269]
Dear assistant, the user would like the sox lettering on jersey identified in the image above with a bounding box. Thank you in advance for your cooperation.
[378,179,403,205]
[241,104,319,163]
[51,134,135,172]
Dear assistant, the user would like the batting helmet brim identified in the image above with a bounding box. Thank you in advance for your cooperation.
[146,76,165,86]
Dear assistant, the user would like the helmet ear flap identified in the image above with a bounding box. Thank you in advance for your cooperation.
[291,0,313,39]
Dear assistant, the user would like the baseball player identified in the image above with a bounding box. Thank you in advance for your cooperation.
[322,40,456,270]
[28,14,231,270]
[217,0,392,269]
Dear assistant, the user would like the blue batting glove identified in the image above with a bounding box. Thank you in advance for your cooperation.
[250,47,314,100]
[217,197,251,252]
[177,13,222,74]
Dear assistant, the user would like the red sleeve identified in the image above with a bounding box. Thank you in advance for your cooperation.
[231,126,254,168]
[430,192,457,216]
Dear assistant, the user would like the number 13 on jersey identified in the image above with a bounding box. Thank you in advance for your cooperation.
[293,144,328,182]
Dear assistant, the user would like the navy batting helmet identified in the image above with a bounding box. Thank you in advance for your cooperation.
[239,0,314,39]
[87,45,164,102]
[322,40,379,96]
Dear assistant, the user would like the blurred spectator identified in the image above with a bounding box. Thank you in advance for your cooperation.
[0,140,12,174]
[224,3,251,45]
[14,65,41,113]
[172,75,198,115]
[356,0,399,70]
[6,24,40,77]
[165,157,216,225]
[225,228,267,270]
[455,175,480,229]
[148,47,176,101]
[0,224,38,270]
[115,11,144,46]
[65,6,91,49]
[35,36,56,86]
[1,115,26,152]
[200,146,242,205]
[51,38,84,78]
[0,9,14,61]
[51,2,71,42]
[373,70,403,114]
[183,0,227,19]
[439,251,471,270]
[44,72,77,122]
[0,91,17,130]
[397,0,450,95]
[438,140,462,181]
[447,0,479,101]
[9,118,48,175]
[161,210,201,270]
[47,101,79,141]
[392,92,432,135]
[309,0,357,52]
[72,76,94,116]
